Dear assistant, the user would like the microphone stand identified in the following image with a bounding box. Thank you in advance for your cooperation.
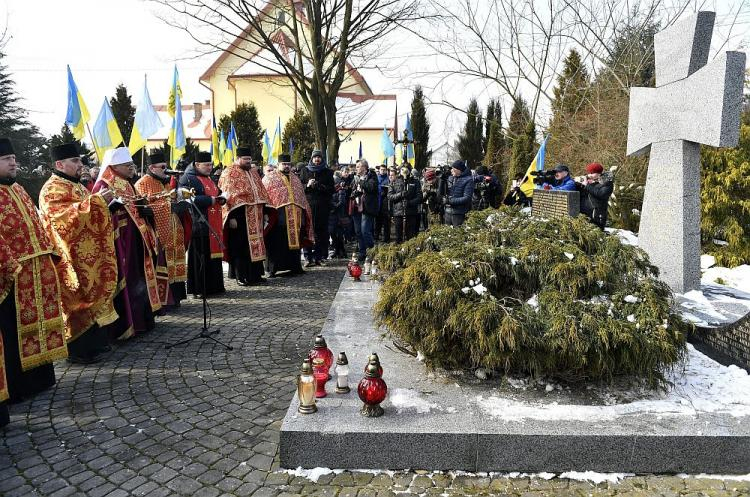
[166,197,233,351]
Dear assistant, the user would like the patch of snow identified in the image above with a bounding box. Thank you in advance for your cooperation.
[626,314,636,323]
[283,467,343,482]
[712,239,729,246]
[389,388,439,414]
[475,344,750,421]
[631,208,640,216]
[560,471,631,484]
[475,368,489,380]
[526,295,539,309]
[700,254,716,270]
[702,265,750,294]
[544,384,555,393]
[416,351,425,362]
[604,228,639,246]
[564,252,574,260]
[509,257,519,266]
[472,283,488,296]
[678,473,750,481]
[461,287,470,294]
[623,295,640,303]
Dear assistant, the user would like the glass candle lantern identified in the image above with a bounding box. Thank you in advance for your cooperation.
[358,363,388,417]
[312,358,328,398]
[335,352,350,394]
[296,359,317,414]
[309,334,334,380]
[364,352,384,377]
[350,263,362,281]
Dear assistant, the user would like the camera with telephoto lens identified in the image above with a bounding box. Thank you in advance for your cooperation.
[530,169,557,185]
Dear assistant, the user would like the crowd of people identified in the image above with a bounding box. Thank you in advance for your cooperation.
[0,132,612,426]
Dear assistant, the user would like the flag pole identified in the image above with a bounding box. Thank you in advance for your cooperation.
[140,149,145,176]
[85,123,100,163]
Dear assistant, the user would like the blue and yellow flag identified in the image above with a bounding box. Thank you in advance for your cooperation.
[230,121,239,152]
[129,75,163,155]
[167,67,186,167]
[380,126,395,163]
[65,65,90,141]
[262,130,271,164]
[404,113,415,165]
[92,97,125,159]
[519,134,549,198]
[270,117,282,165]
[210,115,221,166]
[223,126,235,166]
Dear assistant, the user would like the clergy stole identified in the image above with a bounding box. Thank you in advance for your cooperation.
[262,171,315,250]
[0,183,67,370]
[218,165,268,262]
[39,174,119,341]
[135,175,187,305]
[95,169,162,313]
[195,175,224,259]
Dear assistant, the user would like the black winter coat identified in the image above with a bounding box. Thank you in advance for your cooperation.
[580,179,613,229]
[388,176,422,216]
[178,164,218,237]
[299,164,335,219]
[354,170,380,216]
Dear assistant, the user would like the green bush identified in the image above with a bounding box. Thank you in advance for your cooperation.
[370,208,688,388]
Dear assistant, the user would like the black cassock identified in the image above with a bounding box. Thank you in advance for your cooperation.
[265,207,305,276]
[226,207,265,284]
[0,286,56,407]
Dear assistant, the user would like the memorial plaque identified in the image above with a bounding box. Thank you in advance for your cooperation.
[532,189,580,219]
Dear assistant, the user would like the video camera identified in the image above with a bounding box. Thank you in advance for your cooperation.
[530,169,557,185]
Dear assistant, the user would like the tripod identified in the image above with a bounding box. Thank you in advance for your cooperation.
[166,199,233,350]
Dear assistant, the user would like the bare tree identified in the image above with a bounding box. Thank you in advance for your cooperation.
[151,0,424,160]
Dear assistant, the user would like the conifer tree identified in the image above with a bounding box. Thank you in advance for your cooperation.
[0,49,48,202]
[49,124,93,157]
[411,85,430,171]
[483,99,500,154]
[456,98,484,169]
[507,120,536,192]
[484,121,507,188]
[152,138,199,168]
[282,108,315,164]
[110,84,135,146]
[551,49,590,116]
[218,103,263,160]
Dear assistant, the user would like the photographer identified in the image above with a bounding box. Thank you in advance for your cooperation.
[542,164,577,191]
[351,160,379,261]
[503,173,531,207]
[388,165,422,243]
[472,165,499,210]
[577,162,613,229]
[443,160,474,227]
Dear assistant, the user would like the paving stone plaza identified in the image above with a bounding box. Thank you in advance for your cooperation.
[1,262,748,496]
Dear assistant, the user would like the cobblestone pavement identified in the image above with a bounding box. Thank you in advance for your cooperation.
[1,261,748,497]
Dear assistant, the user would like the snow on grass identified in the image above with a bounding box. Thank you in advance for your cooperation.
[702,264,750,294]
[475,344,750,421]
[559,471,631,484]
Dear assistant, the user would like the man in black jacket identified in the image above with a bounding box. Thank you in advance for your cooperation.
[578,162,613,230]
[351,159,379,261]
[299,150,335,266]
[388,165,423,243]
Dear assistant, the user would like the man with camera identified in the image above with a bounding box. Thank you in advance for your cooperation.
[443,160,474,227]
[388,164,422,242]
[542,164,577,191]
[472,165,499,210]
[577,162,614,229]
[351,159,379,261]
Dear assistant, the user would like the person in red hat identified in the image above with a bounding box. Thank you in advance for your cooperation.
[579,162,614,229]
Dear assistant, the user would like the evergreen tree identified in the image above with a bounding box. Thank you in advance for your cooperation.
[0,49,49,203]
[483,99,500,154]
[49,123,93,158]
[151,138,200,168]
[110,84,135,146]
[551,49,590,116]
[281,108,315,164]
[483,121,508,189]
[456,98,484,169]
[411,86,430,171]
[507,98,531,142]
[700,117,750,267]
[218,102,263,161]
[507,120,536,192]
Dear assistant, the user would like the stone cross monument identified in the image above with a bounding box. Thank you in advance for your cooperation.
[627,11,745,293]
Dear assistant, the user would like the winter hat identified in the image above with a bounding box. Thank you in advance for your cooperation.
[311,150,323,159]
[149,151,166,165]
[451,160,467,172]
[553,164,570,173]
[586,162,604,174]
[0,138,15,156]
[236,146,253,158]
[424,169,436,181]
[278,154,292,163]
[50,143,80,162]
[195,151,212,163]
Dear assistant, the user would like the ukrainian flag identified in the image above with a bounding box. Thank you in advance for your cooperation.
[404,113,415,165]
[210,115,221,166]
[92,97,124,159]
[519,134,549,198]
[270,117,282,165]
[380,126,395,163]
[230,121,239,153]
[262,130,271,164]
[129,76,163,155]
[65,66,90,141]
[167,68,186,167]
[222,126,235,166]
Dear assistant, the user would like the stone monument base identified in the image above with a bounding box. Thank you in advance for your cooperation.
[280,275,750,473]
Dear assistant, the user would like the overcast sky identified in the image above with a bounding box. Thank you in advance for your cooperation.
[2,0,749,153]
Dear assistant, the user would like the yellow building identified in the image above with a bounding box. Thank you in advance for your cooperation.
[198,0,396,164]
[146,100,213,152]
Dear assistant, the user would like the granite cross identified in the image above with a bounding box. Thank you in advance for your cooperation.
[626,11,745,293]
